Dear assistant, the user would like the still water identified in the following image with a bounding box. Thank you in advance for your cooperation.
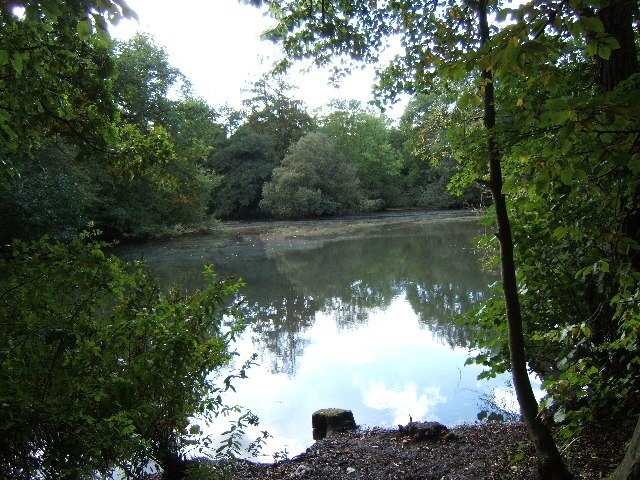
[116,211,530,460]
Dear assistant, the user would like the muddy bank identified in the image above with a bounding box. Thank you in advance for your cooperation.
[210,210,481,243]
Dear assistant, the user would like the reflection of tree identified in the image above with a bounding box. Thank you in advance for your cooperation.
[240,290,318,376]
[324,280,403,328]
[270,221,490,339]
[116,218,492,376]
[405,283,487,347]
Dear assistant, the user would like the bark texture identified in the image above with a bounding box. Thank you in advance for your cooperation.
[594,0,639,92]
[601,3,640,475]
[613,415,640,480]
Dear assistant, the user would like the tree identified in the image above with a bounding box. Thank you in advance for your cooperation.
[208,127,277,218]
[112,33,187,128]
[209,76,315,218]
[208,76,316,219]
[94,33,223,238]
[0,3,257,478]
[260,132,360,217]
[0,142,97,243]
[242,75,316,160]
[471,3,571,477]
[320,100,403,208]
[614,415,640,479]
[398,93,484,209]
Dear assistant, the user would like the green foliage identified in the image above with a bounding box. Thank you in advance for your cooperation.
[0,3,264,478]
[460,2,640,439]
[0,233,246,478]
[398,93,484,209]
[89,33,224,238]
[260,132,360,217]
[320,100,403,207]
[242,75,316,160]
[206,76,317,219]
[112,33,188,128]
[0,142,97,243]
[165,97,227,165]
[94,156,220,239]
[253,0,640,462]
[0,5,119,163]
[209,128,277,219]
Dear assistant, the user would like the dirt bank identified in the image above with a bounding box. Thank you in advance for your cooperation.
[211,210,481,243]
[230,421,629,479]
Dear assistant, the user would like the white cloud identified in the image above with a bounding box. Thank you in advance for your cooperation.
[357,379,446,425]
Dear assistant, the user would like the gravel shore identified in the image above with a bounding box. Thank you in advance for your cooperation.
[230,421,629,480]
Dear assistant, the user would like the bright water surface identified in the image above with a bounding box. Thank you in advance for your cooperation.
[116,211,530,460]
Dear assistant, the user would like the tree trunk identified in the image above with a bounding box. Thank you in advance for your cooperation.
[475,2,573,479]
[593,0,639,93]
[592,1,640,271]
[595,4,640,479]
[613,415,640,479]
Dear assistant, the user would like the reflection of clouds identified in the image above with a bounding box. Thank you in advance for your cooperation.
[199,413,310,462]
[490,387,520,414]
[356,379,447,425]
[300,300,455,369]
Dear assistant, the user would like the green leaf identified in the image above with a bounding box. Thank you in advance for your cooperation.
[581,16,604,33]
[553,408,567,423]
[585,39,598,57]
[502,176,517,194]
[0,50,9,66]
[560,166,573,185]
[553,226,569,239]
[11,53,23,75]
[597,45,612,60]
[628,156,640,176]
[77,20,91,40]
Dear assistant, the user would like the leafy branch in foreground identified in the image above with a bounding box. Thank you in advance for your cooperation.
[0,232,251,479]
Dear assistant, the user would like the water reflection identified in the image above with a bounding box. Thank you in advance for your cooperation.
[115,213,519,458]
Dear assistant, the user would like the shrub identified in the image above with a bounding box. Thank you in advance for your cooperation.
[0,232,246,479]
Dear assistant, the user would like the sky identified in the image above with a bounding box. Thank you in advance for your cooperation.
[110,0,407,118]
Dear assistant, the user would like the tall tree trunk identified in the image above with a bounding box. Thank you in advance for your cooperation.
[475,2,573,478]
[594,0,639,93]
[593,1,640,270]
[595,3,640,479]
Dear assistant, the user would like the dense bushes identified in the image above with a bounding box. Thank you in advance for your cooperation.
[0,234,246,478]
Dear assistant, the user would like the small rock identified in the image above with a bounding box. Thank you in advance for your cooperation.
[398,421,448,442]
[289,462,314,478]
[346,466,356,474]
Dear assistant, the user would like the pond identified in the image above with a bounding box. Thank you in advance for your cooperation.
[115,211,533,461]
